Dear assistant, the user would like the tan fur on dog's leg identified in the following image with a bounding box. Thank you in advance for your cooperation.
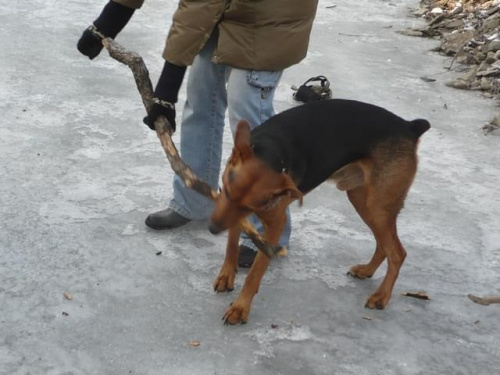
[364,220,406,309]
[330,161,366,191]
[346,186,387,279]
[213,226,240,293]
[361,143,417,309]
[334,161,387,279]
[223,251,272,324]
[223,204,287,324]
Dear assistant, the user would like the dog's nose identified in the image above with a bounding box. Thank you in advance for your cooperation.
[209,221,223,235]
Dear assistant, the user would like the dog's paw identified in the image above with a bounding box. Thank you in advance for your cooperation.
[222,300,250,325]
[347,264,374,279]
[213,266,236,293]
[365,291,390,310]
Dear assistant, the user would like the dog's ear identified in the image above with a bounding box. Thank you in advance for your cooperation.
[234,120,253,160]
[279,174,304,205]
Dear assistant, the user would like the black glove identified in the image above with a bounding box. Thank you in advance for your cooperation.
[143,62,187,133]
[143,100,177,132]
[77,27,105,60]
[77,1,135,60]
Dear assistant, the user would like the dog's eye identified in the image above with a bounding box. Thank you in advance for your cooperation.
[259,199,271,207]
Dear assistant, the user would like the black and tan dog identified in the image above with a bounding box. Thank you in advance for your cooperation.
[209,99,430,324]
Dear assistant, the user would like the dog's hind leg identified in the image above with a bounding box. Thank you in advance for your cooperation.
[360,142,418,310]
[342,141,419,309]
[362,210,406,310]
[346,186,387,279]
[332,161,386,279]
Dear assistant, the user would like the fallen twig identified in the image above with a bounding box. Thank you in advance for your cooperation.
[401,291,431,300]
[100,37,280,258]
[468,294,500,306]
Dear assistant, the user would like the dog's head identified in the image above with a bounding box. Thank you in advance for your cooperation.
[209,120,303,234]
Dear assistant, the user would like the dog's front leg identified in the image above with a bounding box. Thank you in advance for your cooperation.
[213,225,240,293]
[223,207,286,325]
[223,251,271,324]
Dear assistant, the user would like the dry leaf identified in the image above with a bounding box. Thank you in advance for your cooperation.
[63,292,73,300]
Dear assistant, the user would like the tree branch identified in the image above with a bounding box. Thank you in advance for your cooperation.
[100,37,281,258]
[468,294,500,306]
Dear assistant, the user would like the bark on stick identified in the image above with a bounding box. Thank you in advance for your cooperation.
[100,38,280,258]
[468,294,500,306]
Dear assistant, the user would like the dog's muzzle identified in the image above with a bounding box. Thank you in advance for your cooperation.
[208,220,224,235]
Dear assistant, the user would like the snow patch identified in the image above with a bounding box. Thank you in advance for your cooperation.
[245,323,314,358]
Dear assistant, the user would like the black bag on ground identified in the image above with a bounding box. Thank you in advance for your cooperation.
[293,75,332,103]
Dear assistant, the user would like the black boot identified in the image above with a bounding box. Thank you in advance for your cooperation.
[145,208,191,230]
[238,245,257,268]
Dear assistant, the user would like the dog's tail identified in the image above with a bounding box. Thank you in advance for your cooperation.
[409,119,431,139]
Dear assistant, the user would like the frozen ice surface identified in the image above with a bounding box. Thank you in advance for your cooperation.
[1,0,499,374]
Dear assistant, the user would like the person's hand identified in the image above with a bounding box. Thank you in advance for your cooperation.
[143,99,176,133]
[77,26,104,60]
[77,1,135,59]
[143,62,187,132]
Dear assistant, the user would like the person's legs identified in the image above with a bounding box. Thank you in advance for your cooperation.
[146,33,228,228]
[226,69,292,259]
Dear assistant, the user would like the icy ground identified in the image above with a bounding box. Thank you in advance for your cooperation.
[1,0,499,374]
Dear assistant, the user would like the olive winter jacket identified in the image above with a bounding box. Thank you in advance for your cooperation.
[113,0,318,71]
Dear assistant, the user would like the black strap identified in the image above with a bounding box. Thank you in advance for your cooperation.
[303,75,329,89]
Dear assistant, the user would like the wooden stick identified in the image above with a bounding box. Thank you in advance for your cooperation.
[100,37,280,258]
[401,291,431,301]
[468,294,500,306]
[101,38,215,199]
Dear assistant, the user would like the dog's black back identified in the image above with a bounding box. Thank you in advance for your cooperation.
[250,99,430,192]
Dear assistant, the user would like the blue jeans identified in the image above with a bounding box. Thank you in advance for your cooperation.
[168,33,292,249]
